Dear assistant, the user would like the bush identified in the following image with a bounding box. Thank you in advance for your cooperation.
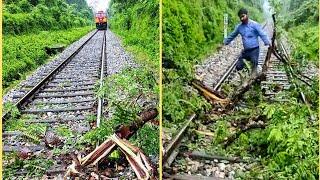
[3,0,93,35]
[3,26,93,88]
[109,0,159,69]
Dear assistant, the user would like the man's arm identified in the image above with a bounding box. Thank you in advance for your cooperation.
[224,25,239,45]
[255,23,270,45]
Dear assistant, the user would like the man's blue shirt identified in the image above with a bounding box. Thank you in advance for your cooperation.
[224,20,270,50]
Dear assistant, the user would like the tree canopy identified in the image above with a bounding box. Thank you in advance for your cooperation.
[3,0,93,35]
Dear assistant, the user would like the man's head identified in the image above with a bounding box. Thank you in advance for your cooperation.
[238,8,248,24]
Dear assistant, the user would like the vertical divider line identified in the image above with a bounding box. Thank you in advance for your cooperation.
[159,0,163,179]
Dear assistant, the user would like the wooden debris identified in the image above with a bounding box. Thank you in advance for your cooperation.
[65,134,155,179]
[164,149,180,168]
[64,109,158,179]
[111,135,155,179]
[230,115,266,128]
[194,130,215,137]
[185,151,256,163]
[224,123,266,147]
[191,80,229,105]
[81,138,116,166]
[228,73,264,107]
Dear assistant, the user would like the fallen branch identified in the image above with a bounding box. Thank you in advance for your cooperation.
[185,151,257,163]
[224,123,266,147]
[226,73,264,109]
[65,134,156,179]
[194,130,215,137]
[191,80,229,105]
[110,135,154,179]
[64,109,158,179]
[230,115,266,128]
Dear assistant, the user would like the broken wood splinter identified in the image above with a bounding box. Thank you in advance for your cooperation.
[191,80,230,104]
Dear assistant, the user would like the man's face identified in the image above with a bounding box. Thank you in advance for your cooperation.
[239,14,248,23]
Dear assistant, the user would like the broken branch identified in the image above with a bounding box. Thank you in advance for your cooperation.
[191,80,229,104]
[224,123,266,147]
[185,151,256,163]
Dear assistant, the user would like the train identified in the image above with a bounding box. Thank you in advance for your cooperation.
[95,11,108,30]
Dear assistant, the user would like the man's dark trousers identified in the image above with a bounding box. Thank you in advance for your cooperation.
[236,46,260,71]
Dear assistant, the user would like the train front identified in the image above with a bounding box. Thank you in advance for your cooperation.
[95,11,107,30]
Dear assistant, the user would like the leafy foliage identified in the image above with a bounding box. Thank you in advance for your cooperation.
[96,1,160,156]
[3,26,92,89]
[202,83,319,179]
[271,0,318,62]
[3,155,54,178]
[109,0,159,70]
[163,0,318,179]
[3,0,93,35]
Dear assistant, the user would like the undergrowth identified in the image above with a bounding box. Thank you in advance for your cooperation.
[109,0,159,70]
[271,0,319,63]
[3,154,54,178]
[3,105,51,178]
[88,0,160,157]
[198,80,319,179]
[3,0,92,35]
[3,26,93,90]
[80,67,159,156]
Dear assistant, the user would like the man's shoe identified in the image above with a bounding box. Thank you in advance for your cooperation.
[238,71,245,81]
[250,69,258,78]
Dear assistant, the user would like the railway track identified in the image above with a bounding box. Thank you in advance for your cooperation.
[164,12,317,178]
[3,30,107,178]
[163,19,281,179]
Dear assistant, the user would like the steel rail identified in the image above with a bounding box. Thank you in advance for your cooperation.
[163,113,196,165]
[164,22,275,176]
[213,56,239,91]
[96,30,106,128]
[2,30,99,121]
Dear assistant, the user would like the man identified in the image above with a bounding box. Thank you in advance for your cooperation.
[224,8,270,76]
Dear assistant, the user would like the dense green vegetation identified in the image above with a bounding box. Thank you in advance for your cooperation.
[199,79,319,179]
[3,0,93,35]
[163,0,263,125]
[109,0,159,70]
[3,26,93,89]
[2,0,94,89]
[271,0,318,62]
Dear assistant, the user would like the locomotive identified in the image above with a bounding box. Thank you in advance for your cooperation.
[95,11,108,30]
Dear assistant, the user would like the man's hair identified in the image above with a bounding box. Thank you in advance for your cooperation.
[238,8,248,17]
